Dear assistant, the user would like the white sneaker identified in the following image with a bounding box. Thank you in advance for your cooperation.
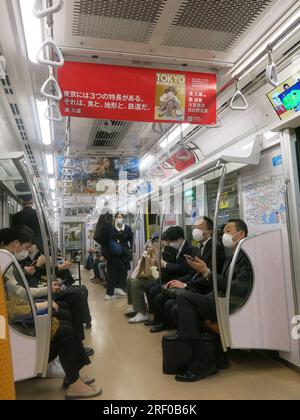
[46,357,65,378]
[125,306,134,314]
[105,294,117,301]
[129,313,148,324]
[114,288,127,297]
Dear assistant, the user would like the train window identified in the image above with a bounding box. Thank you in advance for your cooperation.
[229,251,254,315]
[3,264,36,338]
[207,172,240,229]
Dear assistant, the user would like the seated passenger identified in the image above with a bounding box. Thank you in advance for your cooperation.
[149,217,225,333]
[126,233,160,323]
[164,219,253,382]
[144,226,194,326]
[0,227,102,399]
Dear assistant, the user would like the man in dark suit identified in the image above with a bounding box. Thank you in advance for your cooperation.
[149,217,225,333]
[164,219,253,382]
[144,226,194,327]
[11,195,44,252]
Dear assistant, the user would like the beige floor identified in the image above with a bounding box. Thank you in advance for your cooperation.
[16,271,300,400]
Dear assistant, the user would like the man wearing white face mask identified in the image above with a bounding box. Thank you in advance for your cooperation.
[164,219,253,383]
[150,217,225,333]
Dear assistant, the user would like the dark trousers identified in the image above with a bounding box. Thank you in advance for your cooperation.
[93,261,101,279]
[76,285,92,325]
[49,320,90,384]
[154,292,177,327]
[177,291,217,341]
[54,289,85,341]
[106,255,128,296]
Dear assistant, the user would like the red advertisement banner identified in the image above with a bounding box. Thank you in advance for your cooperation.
[58,62,217,125]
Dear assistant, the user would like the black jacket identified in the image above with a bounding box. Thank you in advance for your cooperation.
[164,240,193,278]
[12,206,43,252]
[180,238,226,295]
[201,250,253,315]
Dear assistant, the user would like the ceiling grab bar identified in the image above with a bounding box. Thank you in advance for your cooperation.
[33,0,64,18]
[266,48,279,88]
[230,79,248,111]
[45,101,63,122]
[36,38,65,67]
[41,74,63,101]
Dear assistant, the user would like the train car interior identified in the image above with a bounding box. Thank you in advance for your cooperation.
[0,0,300,401]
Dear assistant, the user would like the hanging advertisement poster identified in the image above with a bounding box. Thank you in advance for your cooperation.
[58,62,217,125]
[59,156,140,181]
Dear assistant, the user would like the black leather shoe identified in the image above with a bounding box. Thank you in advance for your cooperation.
[217,353,230,370]
[163,334,179,342]
[150,323,167,333]
[175,364,217,382]
[144,320,156,327]
[84,347,95,357]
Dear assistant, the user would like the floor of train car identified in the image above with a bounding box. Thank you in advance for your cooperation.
[16,270,300,400]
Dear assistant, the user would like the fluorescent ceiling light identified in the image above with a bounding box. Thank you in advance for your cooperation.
[49,178,56,191]
[232,12,300,78]
[19,0,43,64]
[139,155,155,170]
[160,124,190,149]
[46,154,55,175]
[37,100,52,145]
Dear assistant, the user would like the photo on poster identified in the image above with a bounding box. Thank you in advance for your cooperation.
[155,73,186,121]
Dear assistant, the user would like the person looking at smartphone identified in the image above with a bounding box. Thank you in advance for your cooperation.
[149,217,225,333]
[163,219,253,383]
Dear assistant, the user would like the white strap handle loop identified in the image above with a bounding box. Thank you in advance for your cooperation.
[33,0,64,19]
[37,38,64,67]
[266,50,279,87]
[41,75,63,101]
[45,102,63,122]
[230,80,248,111]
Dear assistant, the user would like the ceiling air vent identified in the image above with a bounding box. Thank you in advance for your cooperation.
[88,120,131,150]
[162,0,272,52]
[72,0,167,43]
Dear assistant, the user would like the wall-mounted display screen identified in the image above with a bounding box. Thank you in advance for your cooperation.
[267,71,300,121]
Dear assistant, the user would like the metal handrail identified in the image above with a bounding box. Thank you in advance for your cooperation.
[17,156,54,377]
[211,163,228,351]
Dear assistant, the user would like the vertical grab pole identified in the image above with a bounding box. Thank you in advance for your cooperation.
[18,157,54,376]
[212,163,228,352]
[158,200,167,286]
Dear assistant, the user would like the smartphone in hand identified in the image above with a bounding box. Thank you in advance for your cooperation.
[184,255,196,262]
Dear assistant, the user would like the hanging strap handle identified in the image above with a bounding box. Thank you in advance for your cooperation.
[41,75,63,101]
[37,38,64,67]
[266,49,279,88]
[230,79,248,111]
[45,101,63,122]
[33,0,64,19]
